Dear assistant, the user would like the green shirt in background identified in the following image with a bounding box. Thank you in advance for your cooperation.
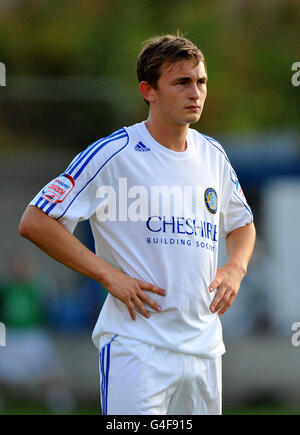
[0,279,45,329]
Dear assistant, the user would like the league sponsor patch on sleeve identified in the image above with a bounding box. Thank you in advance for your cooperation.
[41,174,75,204]
[230,168,248,204]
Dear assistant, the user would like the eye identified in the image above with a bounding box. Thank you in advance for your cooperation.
[174,79,189,86]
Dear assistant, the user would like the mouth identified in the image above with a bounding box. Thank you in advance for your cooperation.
[185,105,201,111]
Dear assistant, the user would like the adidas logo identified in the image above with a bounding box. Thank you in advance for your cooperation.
[134,141,150,152]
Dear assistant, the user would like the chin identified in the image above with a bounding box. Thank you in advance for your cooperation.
[174,113,201,126]
[185,115,201,125]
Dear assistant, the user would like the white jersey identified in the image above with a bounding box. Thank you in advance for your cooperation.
[29,121,253,358]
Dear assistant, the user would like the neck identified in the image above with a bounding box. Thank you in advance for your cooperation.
[145,114,189,153]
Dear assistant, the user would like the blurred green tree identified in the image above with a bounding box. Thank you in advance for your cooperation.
[0,0,299,149]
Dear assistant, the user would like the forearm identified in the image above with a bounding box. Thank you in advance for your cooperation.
[19,205,165,320]
[209,223,256,315]
[225,223,256,277]
[18,205,113,284]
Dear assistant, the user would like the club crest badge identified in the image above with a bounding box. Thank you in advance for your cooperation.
[204,188,218,214]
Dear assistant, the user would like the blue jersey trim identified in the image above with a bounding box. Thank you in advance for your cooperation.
[233,190,253,217]
[37,130,128,216]
[199,133,230,164]
[73,132,127,180]
[99,347,106,413]
[199,131,252,217]
[67,128,125,174]
[40,199,50,210]
[35,197,43,207]
[33,130,126,214]
[55,132,129,220]
[44,201,57,215]
[105,343,111,414]
[99,335,118,415]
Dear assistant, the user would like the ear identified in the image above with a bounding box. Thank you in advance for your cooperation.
[139,81,156,104]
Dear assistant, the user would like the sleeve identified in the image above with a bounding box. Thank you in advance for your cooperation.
[28,129,129,233]
[219,162,253,239]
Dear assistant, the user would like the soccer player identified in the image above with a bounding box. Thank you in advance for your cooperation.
[19,33,256,415]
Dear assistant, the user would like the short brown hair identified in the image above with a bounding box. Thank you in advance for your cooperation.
[136,33,206,89]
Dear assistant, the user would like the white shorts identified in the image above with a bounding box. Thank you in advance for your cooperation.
[98,333,222,415]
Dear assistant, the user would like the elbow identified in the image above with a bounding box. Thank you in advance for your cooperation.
[18,207,37,240]
[18,216,32,239]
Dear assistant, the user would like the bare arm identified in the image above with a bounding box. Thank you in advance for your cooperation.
[19,206,165,320]
[209,222,256,315]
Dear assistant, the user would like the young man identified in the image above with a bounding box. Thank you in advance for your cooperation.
[19,34,256,415]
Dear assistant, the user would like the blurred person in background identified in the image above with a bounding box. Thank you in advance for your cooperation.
[0,252,75,413]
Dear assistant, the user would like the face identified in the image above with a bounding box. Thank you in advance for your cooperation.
[148,59,207,126]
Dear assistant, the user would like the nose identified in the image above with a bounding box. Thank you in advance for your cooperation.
[189,83,201,100]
